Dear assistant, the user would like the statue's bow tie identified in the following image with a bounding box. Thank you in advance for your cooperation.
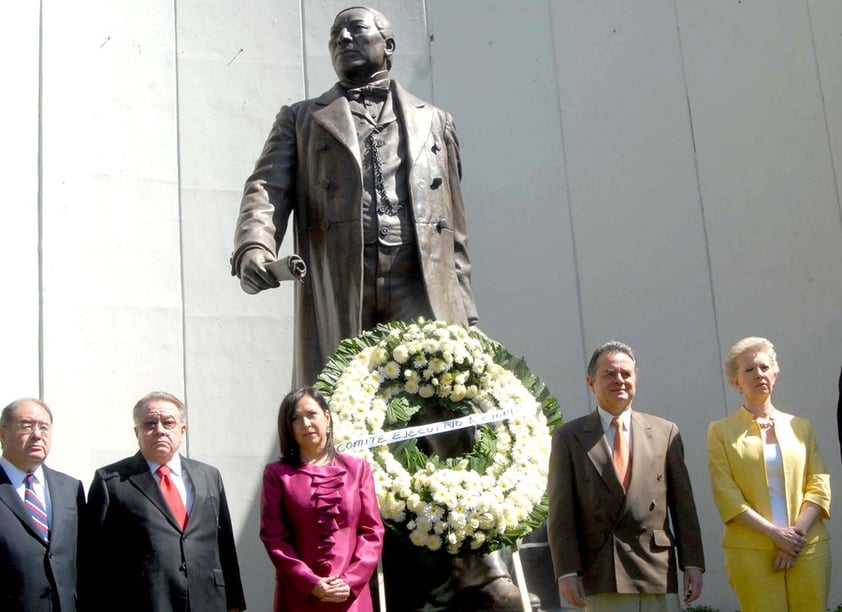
[345,84,389,102]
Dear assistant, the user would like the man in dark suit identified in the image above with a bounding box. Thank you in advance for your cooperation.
[0,397,85,612]
[548,342,705,610]
[232,5,478,389]
[83,392,246,612]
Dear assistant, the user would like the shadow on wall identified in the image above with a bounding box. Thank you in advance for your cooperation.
[234,445,278,612]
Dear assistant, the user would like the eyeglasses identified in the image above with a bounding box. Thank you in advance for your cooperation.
[138,418,182,432]
[13,419,52,435]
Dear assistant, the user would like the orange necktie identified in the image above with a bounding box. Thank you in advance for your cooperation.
[611,417,631,491]
[156,465,187,529]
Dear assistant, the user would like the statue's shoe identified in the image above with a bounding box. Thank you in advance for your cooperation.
[450,577,542,611]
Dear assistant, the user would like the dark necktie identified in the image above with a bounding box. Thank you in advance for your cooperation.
[611,417,631,492]
[25,473,50,540]
[345,84,389,102]
[156,465,187,529]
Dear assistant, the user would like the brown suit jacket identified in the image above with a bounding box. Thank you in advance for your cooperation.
[547,410,704,595]
[232,80,478,386]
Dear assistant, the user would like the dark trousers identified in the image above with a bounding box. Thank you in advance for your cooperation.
[362,243,434,328]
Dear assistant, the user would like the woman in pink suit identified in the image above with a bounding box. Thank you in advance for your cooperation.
[260,387,384,611]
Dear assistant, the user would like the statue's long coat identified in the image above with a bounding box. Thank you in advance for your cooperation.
[233,81,478,386]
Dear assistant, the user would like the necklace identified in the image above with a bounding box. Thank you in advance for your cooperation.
[754,418,774,430]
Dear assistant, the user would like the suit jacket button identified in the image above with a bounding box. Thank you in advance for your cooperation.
[379,228,389,237]
[430,178,442,189]
[320,219,331,231]
[320,178,331,189]
[315,140,326,151]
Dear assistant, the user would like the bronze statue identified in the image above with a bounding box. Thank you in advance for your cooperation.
[232,5,477,389]
[233,6,536,610]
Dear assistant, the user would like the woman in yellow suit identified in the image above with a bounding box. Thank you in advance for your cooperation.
[707,337,831,611]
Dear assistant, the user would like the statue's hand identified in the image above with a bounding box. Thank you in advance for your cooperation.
[239,248,280,294]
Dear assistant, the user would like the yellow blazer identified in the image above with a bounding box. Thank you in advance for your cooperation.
[707,406,830,550]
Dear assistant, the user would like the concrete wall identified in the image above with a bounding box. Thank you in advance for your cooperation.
[2,1,841,609]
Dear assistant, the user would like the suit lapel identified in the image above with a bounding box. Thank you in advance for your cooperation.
[773,412,798,519]
[392,81,433,166]
[312,84,362,168]
[625,411,655,505]
[126,452,183,531]
[0,467,48,547]
[577,411,626,504]
[42,465,60,544]
[181,458,202,533]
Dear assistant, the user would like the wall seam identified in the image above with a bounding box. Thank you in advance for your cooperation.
[805,0,842,231]
[300,0,309,99]
[672,0,729,414]
[546,0,589,411]
[173,0,189,452]
[37,0,45,400]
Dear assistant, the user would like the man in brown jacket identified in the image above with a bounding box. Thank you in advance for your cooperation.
[232,6,478,389]
[548,341,705,610]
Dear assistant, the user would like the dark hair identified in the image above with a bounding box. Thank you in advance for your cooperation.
[586,341,637,379]
[0,398,53,427]
[277,387,335,466]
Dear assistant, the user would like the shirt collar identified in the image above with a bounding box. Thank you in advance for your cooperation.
[597,406,632,430]
[0,455,46,486]
[144,453,183,478]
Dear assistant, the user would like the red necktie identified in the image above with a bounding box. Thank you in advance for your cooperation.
[611,417,631,492]
[156,465,187,529]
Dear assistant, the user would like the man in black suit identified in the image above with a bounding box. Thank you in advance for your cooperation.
[0,397,85,611]
[83,391,246,612]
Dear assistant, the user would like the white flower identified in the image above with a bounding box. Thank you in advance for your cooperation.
[426,535,443,551]
[393,345,410,364]
[381,361,401,379]
[449,384,467,402]
[418,384,435,399]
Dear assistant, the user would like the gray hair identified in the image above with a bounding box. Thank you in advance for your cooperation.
[725,337,778,380]
[586,341,637,379]
[0,398,53,427]
[132,391,187,424]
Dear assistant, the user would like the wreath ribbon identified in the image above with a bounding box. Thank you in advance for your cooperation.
[336,404,535,452]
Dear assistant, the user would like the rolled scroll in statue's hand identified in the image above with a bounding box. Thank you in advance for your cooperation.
[240,254,307,294]
[267,254,307,282]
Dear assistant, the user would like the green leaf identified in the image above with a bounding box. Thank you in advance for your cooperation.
[385,394,421,425]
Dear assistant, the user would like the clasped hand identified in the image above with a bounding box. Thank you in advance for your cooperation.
[771,526,806,571]
[312,576,350,602]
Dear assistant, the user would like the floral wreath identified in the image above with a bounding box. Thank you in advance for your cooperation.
[316,319,562,557]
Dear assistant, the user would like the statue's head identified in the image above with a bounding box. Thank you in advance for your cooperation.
[329,6,395,83]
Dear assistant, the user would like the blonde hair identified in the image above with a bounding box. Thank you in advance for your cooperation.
[724,337,778,380]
